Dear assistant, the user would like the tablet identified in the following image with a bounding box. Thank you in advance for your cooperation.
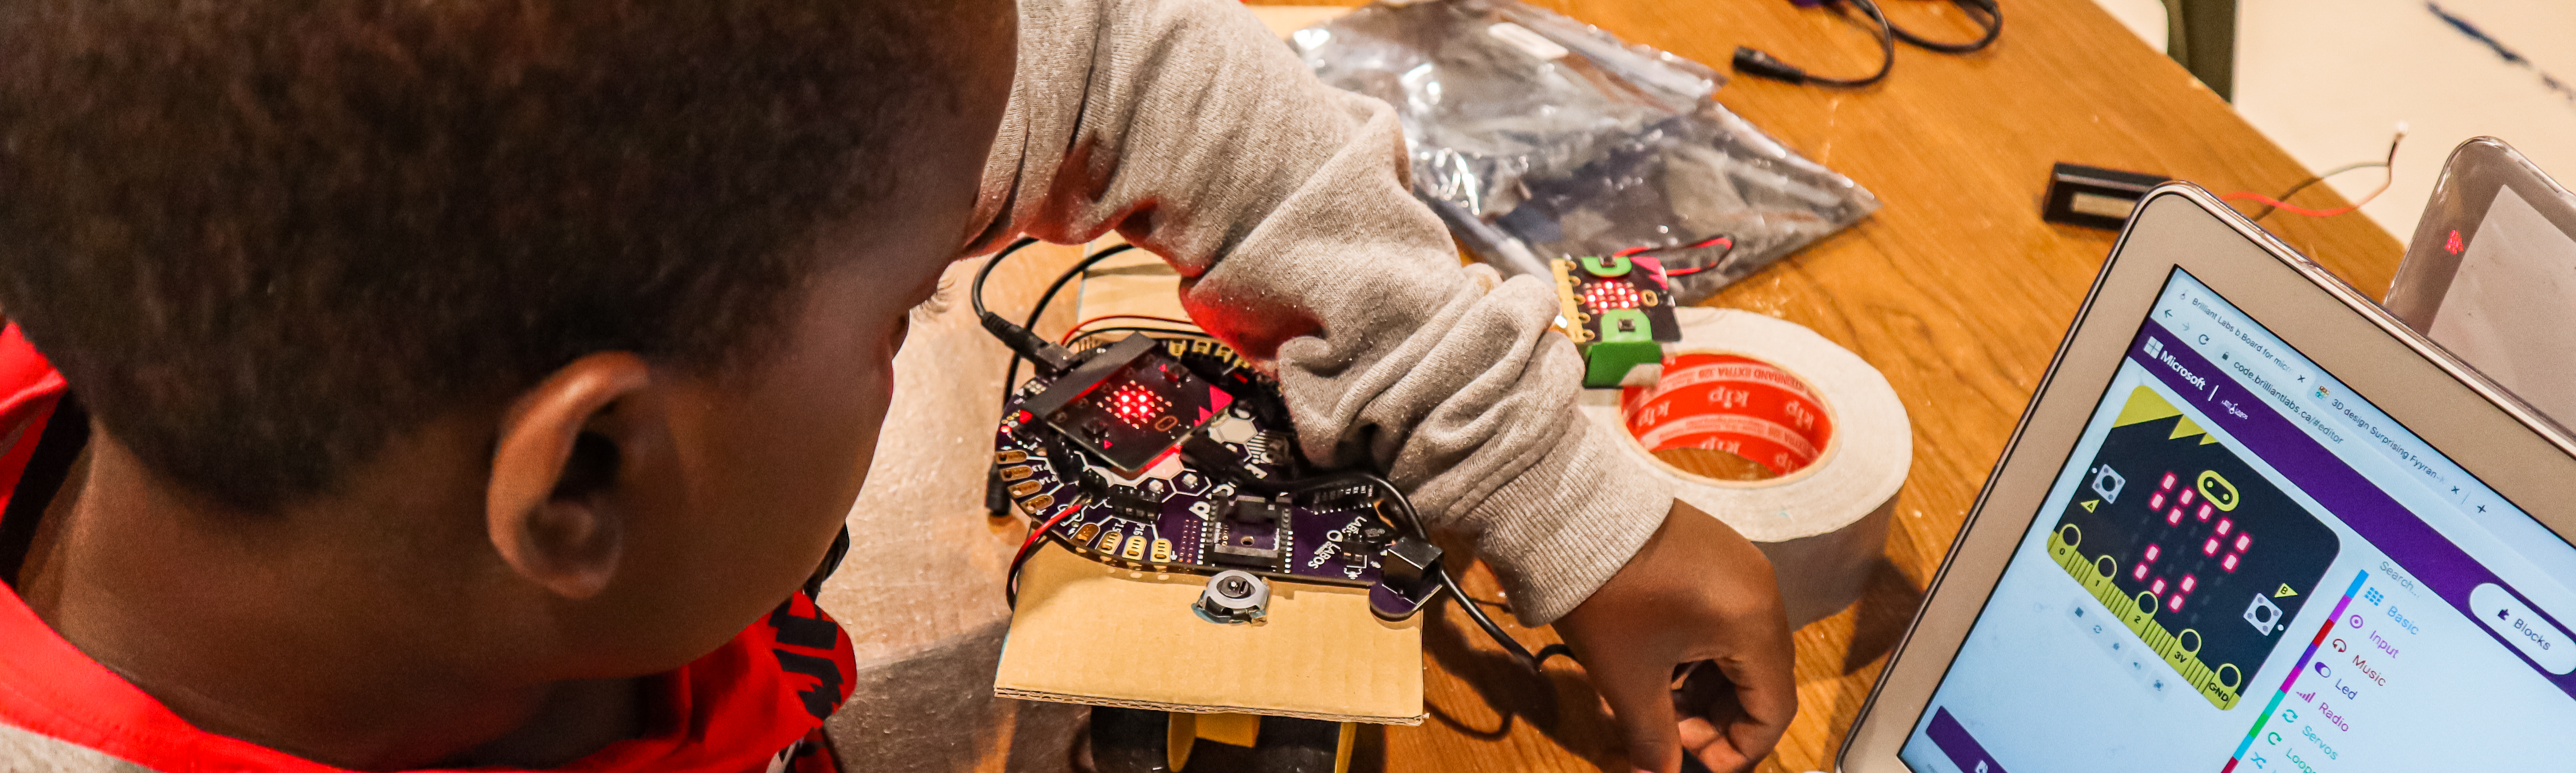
[2383,137,2576,427]
[1835,185,2576,772]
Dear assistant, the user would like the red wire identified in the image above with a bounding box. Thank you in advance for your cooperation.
[1612,236,1734,276]
[1012,315,1200,601]
[1005,500,1084,605]
[2224,128,2402,219]
[2219,191,2364,218]
[1057,314,1200,343]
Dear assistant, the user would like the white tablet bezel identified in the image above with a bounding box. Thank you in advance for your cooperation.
[1832,184,2576,772]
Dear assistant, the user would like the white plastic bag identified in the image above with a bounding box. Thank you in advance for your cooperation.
[1293,0,1880,303]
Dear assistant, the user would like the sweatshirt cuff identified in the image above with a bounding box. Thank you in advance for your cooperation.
[1462,406,1671,626]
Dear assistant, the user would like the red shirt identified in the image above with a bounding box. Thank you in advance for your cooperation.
[0,326,858,773]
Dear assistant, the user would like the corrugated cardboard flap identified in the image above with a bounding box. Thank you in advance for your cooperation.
[994,544,1425,725]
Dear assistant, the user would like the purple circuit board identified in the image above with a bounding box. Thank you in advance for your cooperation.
[991,336,1413,595]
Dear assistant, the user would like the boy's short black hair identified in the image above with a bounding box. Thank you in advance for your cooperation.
[0,1,966,509]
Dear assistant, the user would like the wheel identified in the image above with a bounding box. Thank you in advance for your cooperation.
[1087,708,1355,773]
[1087,707,1181,773]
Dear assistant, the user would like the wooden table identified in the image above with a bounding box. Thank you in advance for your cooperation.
[1240,1,2406,771]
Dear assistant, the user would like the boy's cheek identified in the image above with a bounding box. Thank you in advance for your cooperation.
[610,344,893,664]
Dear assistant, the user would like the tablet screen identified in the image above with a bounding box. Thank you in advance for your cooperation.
[1898,267,2576,772]
[2426,185,2576,423]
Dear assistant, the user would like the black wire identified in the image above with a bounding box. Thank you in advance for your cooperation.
[2249,131,2404,221]
[1814,0,1897,88]
[1886,0,2001,54]
[2249,173,2347,222]
[998,243,1142,410]
[1740,0,1999,88]
[1293,471,1425,535]
[1027,245,1138,333]
[969,237,1041,320]
[1747,0,1897,88]
[982,237,1112,522]
[1317,471,1574,674]
[1435,563,1580,672]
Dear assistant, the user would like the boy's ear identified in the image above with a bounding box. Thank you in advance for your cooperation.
[486,352,657,600]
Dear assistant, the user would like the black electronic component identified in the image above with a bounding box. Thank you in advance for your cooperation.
[1179,434,1240,475]
[1228,494,1288,526]
[2043,163,2172,230]
[1023,334,1235,475]
[1557,256,1683,345]
[1209,538,1284,569]
[1306,484,1375,509]
[1378,537,1441,591]
[1079,468,1162,523]
[1105,490,1159,522]
[984,469,1013,520]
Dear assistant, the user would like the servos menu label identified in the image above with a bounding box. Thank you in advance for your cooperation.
[2046,386,2342,709]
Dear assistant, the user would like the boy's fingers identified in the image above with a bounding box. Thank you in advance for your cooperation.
[1595,653,1686,773]
[1710,646,1798,765]
[1675,715,1721,749]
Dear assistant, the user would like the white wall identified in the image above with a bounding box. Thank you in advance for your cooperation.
[2096,0,2170,51]
[2095,0,2576,243]
[2092,0,2576,242]
[2238,0,2576,241]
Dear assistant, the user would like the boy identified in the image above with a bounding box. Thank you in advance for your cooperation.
[0,0,1794,771]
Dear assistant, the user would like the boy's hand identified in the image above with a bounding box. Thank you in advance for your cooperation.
[1554,501,1797,773]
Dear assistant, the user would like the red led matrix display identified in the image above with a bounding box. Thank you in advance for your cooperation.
[1581,280,1642,311]
[1107,382,1169,428]
[2130,470,2255,612]
[2047,386,2340,709]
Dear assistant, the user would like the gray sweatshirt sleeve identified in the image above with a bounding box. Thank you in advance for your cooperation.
[961,0,1671,624]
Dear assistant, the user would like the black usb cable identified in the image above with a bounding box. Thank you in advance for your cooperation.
[1734,0,2000,88]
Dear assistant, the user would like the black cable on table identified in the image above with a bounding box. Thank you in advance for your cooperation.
[1888,0,2001,54]
[1735,0,2005,88]
[1732,0,1897,88]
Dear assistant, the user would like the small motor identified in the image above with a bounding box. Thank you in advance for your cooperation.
[1195,570,1271,624]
